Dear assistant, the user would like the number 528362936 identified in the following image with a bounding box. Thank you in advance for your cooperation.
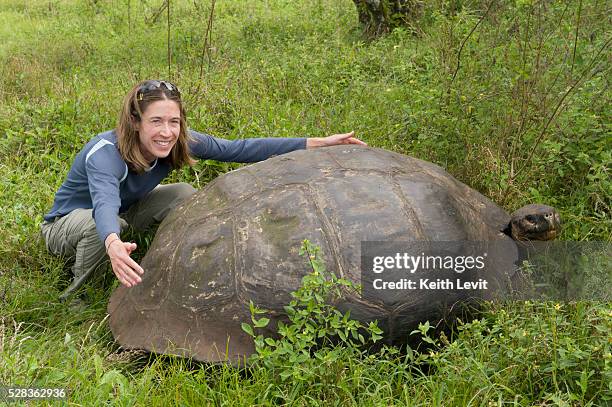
[1,387,67,401]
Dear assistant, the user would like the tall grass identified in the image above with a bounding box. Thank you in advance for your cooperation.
[0,0,610,405]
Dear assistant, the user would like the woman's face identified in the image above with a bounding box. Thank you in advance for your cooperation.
[136,99,181,162]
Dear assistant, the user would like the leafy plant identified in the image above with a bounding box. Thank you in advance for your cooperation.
[242,240,383,385]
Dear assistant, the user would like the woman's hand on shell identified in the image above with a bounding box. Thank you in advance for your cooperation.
[306,131,367,148]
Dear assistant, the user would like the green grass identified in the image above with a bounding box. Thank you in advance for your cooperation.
[0,0,610,405]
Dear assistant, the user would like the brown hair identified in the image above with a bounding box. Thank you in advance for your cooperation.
[117,80,195,174]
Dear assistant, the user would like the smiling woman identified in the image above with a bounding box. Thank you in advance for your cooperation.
[116,81,195,175]
[136,98,181,162]
[40,79,366,300]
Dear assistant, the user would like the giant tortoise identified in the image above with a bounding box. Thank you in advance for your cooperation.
[108,146,560,362]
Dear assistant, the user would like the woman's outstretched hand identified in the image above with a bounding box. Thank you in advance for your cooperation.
[105,233,144,288]
[306,131,367,148]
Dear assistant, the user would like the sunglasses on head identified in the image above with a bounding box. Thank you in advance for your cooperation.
[137,80,180,100]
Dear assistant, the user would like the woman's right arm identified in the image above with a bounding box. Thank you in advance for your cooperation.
[85,142,144,287]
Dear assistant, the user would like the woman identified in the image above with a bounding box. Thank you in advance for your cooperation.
[42,80,365,300]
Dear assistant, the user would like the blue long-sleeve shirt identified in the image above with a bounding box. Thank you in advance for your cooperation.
[44,130,306,242]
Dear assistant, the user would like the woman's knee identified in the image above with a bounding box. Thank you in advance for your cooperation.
[43,209,98,256]
[172,182,197,200]
[164,182,196,208]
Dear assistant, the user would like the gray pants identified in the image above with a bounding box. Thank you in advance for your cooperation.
[41,183,196,300]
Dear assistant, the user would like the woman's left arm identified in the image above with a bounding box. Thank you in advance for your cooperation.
[188,130,366,163]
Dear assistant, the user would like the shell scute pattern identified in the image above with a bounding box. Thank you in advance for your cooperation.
[109,146,518,362]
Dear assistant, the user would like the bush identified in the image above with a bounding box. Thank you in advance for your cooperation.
[242,240,383,392]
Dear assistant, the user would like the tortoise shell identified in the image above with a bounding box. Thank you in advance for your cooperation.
[108,146,518,362]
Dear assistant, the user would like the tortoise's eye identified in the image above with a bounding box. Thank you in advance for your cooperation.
[525,215,536,224]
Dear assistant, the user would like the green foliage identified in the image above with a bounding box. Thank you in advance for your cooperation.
[0,0,610,404]
[242,240,383,389]
[424,301,612,404]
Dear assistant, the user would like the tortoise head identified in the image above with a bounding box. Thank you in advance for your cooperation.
[508,204,561,241]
